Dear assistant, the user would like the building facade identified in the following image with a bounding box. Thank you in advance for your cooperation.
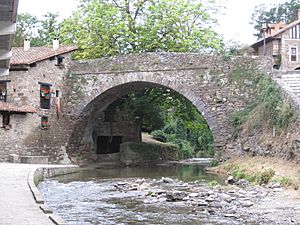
[251,10,300,71]
[0,40,77,162]
[0,40,139,163]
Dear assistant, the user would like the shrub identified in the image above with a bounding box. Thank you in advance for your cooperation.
[208,180,219,187]
[173,139,194,159]
[256,169,275,185]
[210,159,219,167]
[230,166,274,185]
[230,73,298,135]
[150,130,168,142]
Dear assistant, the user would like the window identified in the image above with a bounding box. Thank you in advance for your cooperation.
[56,56,65,68]
[41,116,49,129]
[2,113,11,129]
[40,83,51,109]
[290,47,297,62]
[0,81,9,102]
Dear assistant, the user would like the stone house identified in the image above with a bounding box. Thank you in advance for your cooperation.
[0,39,77,162]
[251,10,300,71]
[0,39,138,163]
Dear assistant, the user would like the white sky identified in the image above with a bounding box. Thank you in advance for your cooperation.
[18,0,287,45]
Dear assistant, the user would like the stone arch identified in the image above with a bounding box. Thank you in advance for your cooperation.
[68,76,223,157]
[66,52,250,158]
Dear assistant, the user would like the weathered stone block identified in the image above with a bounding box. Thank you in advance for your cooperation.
[20,156,48,164]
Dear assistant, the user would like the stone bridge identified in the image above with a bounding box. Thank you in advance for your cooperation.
[64,53,270,159]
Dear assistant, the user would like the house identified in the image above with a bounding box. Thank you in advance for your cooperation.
[251,10,300,71]
[0,39,138,163]
[0,39,77,162]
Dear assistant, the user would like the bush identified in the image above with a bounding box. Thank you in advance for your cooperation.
[230,74,298,135]
[256,169,275,185]
[126,142,179,163]
[210,159,219,167]
[150,130,167,142]
[276,176,293,187]
[230,166,274,185]
[173,139,194,159]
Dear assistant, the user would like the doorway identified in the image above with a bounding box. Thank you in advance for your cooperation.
[97,136,122,154]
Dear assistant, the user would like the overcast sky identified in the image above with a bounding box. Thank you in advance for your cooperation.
[18,0,287,45]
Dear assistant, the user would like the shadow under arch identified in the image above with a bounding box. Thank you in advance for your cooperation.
[67,79,220,158]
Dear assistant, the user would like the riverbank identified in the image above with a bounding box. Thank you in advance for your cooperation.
[211,156,300,190]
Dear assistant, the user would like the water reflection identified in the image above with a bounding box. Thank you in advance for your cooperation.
[53,164,222,183]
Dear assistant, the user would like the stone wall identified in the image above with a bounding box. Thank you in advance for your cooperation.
[0,54,73,162]
[0,52,272,163]
[66,53,272,160]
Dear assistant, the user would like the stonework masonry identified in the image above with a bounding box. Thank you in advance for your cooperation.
[0,52,272,163]
[0,53,73,162]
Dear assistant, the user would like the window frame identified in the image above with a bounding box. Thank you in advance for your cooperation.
[290,46,298,62]
[39,82,52,109]
[41,116,49,129]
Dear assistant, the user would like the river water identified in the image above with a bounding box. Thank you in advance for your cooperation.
[39,163,264,225]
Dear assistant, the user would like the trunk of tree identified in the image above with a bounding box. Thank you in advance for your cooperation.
[135,114,142,142]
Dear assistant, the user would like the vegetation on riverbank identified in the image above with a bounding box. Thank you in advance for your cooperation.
[211,156,300,190]
[229,62,297,138]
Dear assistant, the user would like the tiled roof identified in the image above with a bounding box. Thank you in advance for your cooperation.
[0,102,37,113]
[251,20,300,48]
[10,46,77,65]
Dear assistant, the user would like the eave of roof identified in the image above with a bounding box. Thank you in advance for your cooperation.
[10,46,77,65]
[251,19,300,48]
[0,102,37,113]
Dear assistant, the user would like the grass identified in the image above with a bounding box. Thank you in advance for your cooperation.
[211,156,300,189]
[229,65,298,138]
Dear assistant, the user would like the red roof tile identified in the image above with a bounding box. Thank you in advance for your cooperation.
[11,46,77,65]
[0,102,37,113]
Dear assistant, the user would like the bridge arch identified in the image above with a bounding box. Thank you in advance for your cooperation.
[66,52,263,158]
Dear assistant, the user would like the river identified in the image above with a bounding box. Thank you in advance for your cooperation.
[38,163,282,225]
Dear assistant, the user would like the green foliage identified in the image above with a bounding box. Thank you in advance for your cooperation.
[208,180,219,187]
[126,142,179,163]
[230,66,297,136]
[60,0,223,59]
[257,169,275,185]
[172,139,194,159]
[209,159,219,167]
[276,176,293,186]
[277,102,297,129]
[13,13,39,47]
[251,0,300,39]
[37,12,60,46]
[230,166,275,185]
[13,12,60,47]
[150,130,167,142]
[108,87,214,159]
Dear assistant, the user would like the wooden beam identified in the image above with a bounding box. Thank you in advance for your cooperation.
[0,21,15,35]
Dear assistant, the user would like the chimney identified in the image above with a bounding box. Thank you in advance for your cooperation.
[52,38,59,50]
[24,38,30,51]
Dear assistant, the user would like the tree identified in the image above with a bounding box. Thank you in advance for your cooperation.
[251,0,300,39]
[105,87,213,157]
[13,12,60,47]
[13,13,39,47]
[60,0,222,59]
[37,12,60,46]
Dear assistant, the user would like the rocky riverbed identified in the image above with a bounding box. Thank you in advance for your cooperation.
[110,177,300,225]
[39,163,300,225]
